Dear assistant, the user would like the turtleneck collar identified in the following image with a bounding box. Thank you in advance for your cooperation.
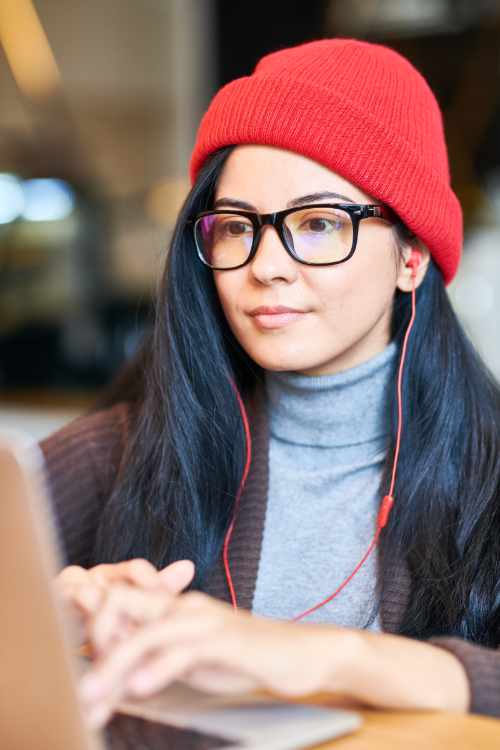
[264,339,399,448]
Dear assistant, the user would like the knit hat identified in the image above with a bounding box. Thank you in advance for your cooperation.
[189,38,462,285]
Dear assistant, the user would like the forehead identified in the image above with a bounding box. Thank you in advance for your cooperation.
[214,145,375,210]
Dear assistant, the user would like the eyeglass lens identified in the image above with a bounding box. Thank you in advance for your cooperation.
[195,207,354,268]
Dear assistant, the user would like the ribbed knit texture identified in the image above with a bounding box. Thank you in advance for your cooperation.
[189,38,463,285]
[251,340,399,626]
[39,393,500,719]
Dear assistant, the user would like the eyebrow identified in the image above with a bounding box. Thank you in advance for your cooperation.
[213,191,358,210]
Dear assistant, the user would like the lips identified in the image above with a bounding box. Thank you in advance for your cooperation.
[249,306,308,330]
[249,305,304,316]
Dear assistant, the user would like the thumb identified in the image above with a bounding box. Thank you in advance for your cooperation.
[158,559,195,594]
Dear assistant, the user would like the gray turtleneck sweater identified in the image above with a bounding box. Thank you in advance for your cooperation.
[251,339,399,629]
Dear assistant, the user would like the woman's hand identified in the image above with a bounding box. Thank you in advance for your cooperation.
[55,559,195,648]
[78,584,472,730]
[78,587,357,729]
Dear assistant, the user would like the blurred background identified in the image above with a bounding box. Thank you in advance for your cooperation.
[1,0,500,439]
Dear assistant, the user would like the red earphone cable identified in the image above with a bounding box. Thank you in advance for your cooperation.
[225,255,419,619]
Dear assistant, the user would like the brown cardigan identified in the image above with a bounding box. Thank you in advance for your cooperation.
[39,381,500,720]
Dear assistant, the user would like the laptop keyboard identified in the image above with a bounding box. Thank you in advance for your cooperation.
[105,713,240,749]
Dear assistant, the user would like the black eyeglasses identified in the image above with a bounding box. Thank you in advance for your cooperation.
[188,203,398,271]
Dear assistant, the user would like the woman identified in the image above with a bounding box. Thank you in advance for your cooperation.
[43,38,500,729]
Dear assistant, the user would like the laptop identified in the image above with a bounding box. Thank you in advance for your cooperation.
[0,431,364,750]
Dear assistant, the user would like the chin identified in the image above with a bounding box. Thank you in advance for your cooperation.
[242,342,322,373]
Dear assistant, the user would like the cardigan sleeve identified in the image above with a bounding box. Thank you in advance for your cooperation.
[427,635,500,719]
[38,401,132,569]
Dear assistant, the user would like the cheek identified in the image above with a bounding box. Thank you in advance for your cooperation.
[307,250,397,343]
[326,239,397,306]
[213,273,242,322]
[305,264,361,318]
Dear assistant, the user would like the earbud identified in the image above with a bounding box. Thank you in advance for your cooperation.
[405,248,422,277]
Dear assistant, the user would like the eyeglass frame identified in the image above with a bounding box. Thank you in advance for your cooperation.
[188,202,399,271]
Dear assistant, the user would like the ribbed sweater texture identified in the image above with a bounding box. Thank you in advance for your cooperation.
[252,340,399,627]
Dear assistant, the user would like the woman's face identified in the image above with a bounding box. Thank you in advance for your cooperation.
[212,145,428,376]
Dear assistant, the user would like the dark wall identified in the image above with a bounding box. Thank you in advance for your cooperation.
[214,0,329,85]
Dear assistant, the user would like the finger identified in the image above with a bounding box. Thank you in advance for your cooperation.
[182,667,259,695]
[88,584,173,655]
[80,611,212,703]
[126,646,198,696]
[61,584,105,653]
[81,593,228,700]
[125,641,259,698]
[158,560,195,594]
[57,565,89,587]
[61,560,161,621]
[55,577,104,618]
[84,700,113,731]
[69,583,105,616]
[89,586,165,656]
[90,559,160,588]
[57,597,87,647]
[55,567,92,605]
[54,568,102,647]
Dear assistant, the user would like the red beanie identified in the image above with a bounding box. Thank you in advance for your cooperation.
[189,38,462,285]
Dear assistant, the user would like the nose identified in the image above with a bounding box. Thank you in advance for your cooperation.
[249,224,298,283]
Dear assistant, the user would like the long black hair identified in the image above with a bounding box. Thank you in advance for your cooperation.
[92,145,500,647]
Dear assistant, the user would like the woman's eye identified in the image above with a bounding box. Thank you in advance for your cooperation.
[301,216,344,233]
[308,218,330,232]
[221,221,251,237]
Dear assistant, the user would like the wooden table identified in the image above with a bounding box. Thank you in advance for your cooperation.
[319,706,500,748]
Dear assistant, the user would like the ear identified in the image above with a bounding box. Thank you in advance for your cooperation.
[396,240,431,293]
